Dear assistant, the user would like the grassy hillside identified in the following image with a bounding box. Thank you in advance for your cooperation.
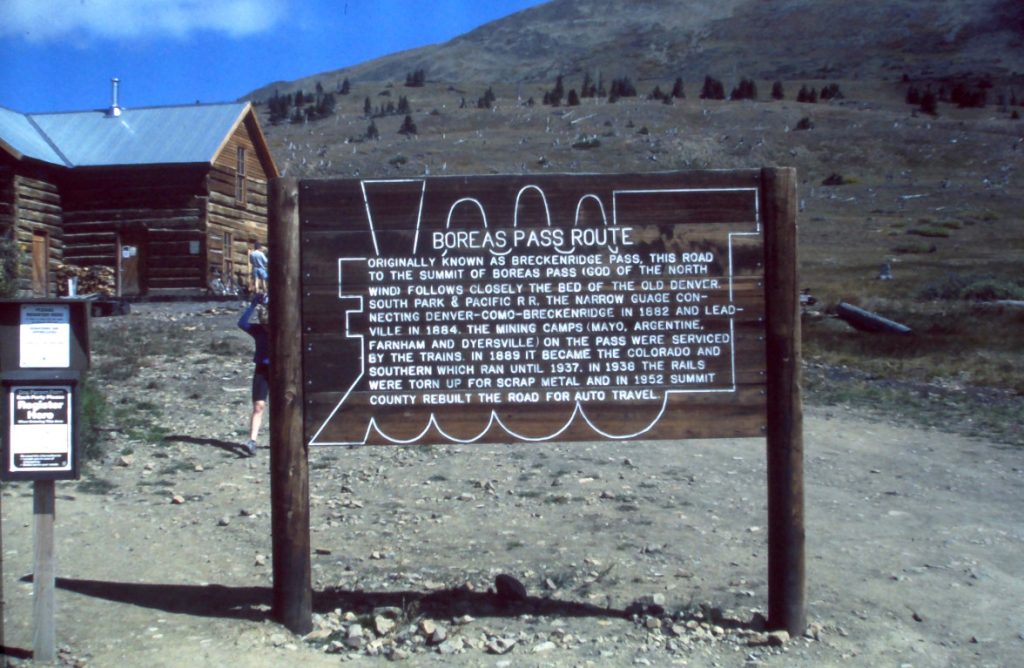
[246,0,1024,417]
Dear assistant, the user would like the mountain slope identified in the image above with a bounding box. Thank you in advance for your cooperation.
[248,0,1024,100]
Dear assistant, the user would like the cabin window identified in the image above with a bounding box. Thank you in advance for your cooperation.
[223,231,234,282]
[235,146,247,205]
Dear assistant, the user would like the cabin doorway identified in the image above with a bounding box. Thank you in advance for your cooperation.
[117,230,146,296]
[31,231,49,296]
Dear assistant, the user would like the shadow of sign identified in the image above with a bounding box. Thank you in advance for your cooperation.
[38,576,634,623]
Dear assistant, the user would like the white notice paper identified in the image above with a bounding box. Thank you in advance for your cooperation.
[19,304,71,368]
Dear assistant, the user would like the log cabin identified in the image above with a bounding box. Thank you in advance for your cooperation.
[0,93,278,297]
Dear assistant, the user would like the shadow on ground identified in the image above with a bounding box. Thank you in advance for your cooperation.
[162,434,250,457]
[34,576,633,624]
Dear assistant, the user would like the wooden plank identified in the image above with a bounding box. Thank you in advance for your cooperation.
[62,232,116,245]
[269,177,312,634]
[14,209,63,228]
[305,385,767,444]
[207,202,269,224]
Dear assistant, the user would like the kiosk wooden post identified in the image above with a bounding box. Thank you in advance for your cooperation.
[268,177,313,634]
[762,167,806,635]
[33,480,56,662]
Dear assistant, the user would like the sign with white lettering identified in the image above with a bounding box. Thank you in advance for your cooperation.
[6,386,73,475]
[301,172,768,445]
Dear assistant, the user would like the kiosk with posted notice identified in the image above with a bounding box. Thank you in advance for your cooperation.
[0,299,90,662]
[0,300,89,480]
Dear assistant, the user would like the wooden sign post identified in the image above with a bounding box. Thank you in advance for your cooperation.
[268,168,803,636]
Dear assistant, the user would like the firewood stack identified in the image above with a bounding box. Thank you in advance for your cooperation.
[56,264,116,297]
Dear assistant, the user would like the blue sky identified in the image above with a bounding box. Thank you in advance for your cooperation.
[0,0,548,113]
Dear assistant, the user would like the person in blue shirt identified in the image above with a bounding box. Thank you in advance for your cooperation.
[250,242,268,294]
[238,292,269,456]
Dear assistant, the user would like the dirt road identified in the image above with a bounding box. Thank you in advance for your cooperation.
[2,302,1022,666]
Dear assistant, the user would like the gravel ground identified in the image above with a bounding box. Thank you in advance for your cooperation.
[2,301,1022,667]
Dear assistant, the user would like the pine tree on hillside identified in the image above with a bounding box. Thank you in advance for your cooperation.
[398,115,418,135]
[546,75,565,106]
[797,85,817,103]
[581,72,596,98]
[771,81,784,100]
[730,78,757,101]
[671,77,685,99]
[478,86,496,109]
[316,92,336,118]
[608,77,637,103]
[820,83,843,101]
[405,69,427,87]
[700,76,725,100]
[920,89,938,116]
[268,90,291,124]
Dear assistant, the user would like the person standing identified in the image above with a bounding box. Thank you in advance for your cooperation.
[238,293,269,456]
[250,242,269,294]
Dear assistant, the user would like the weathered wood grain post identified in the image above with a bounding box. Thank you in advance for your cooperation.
[268,177,313,634]
[33,480,56,662]
[761,167,806,636]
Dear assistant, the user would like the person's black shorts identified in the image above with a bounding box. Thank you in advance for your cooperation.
[252,364,270,402]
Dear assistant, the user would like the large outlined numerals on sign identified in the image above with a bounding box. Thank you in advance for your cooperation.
[304,176,764,446]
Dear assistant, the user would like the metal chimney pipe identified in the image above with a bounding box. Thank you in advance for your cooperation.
[108,77,122,117]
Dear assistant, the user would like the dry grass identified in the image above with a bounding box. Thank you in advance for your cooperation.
[259,74,1024,427]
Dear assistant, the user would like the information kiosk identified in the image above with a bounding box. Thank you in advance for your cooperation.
[0,300,90,480]
[0,299,90,662]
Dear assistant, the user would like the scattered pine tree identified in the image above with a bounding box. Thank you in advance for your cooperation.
[920,89,938,116]
[819,83,844,101]
[671,77,685,99]
[700,76,725,100]
[796,85,818,103]
[405,69,427,88]
[398,115,417,136]
[478,86,496,109]
[730,78,757,101]
[608,77,637,103]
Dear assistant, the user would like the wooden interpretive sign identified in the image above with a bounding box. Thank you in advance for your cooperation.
[271,169,803,636]
[300,171,769,446]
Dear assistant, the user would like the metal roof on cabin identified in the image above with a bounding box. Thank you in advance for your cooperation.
[1,102,250,168]
[27,102,250,167]
[0,106,67,165]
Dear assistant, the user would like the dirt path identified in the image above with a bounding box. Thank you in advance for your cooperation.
[3,302,1022,667]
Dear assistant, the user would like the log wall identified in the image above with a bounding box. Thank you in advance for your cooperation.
[207,119,272,290]
[61,166,207,292]
[0,155,64,296]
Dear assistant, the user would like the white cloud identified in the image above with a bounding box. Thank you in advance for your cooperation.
[0,0,288,42]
